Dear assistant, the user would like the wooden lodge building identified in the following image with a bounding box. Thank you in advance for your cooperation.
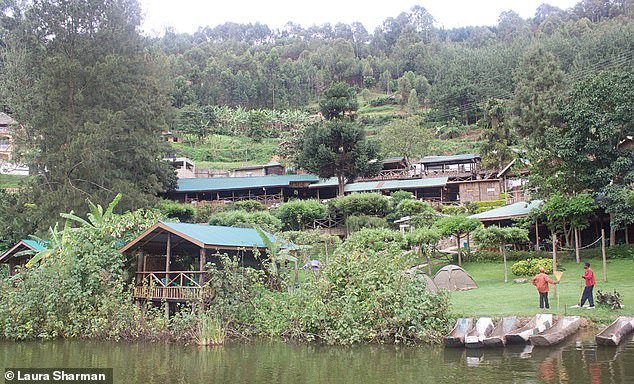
[165,154,517,207]
[120,221,287,302]
[0,239,46,276]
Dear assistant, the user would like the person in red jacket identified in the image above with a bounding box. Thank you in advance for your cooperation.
[531,267,559,309]
[579,262,596,308]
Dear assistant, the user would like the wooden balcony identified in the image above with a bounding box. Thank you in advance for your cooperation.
[133,271,215,302]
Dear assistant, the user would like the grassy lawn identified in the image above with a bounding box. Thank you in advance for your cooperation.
[449,259,634,325]
[0,174,31,188]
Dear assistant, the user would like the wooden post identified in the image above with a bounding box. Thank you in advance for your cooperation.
[199,248,206,285]
[602,228,607,282]
[535,219,540,250]
[166,233,171,290]
[552,234,557,275]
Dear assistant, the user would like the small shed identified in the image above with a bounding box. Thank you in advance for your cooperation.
[433,265,477,291]
[0,239,46,275]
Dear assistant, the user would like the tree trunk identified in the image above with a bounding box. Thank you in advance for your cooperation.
[337,174,345,196]
[574,226,581,263]
[626,224,630,245]
[466,232,471,256]
[610,214,616,247]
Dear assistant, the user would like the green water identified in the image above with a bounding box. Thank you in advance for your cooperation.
[2,331,633,383]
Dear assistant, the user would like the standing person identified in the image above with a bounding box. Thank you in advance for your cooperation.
[573,262,596,309]
[531,267,559,309]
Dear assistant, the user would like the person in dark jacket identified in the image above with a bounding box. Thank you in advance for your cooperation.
[531,267,559,309]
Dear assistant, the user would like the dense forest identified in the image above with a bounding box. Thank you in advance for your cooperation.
[154,2,634,118]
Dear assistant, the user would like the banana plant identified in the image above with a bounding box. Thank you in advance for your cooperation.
[22,222,68,267]
[60,193,122,230]
[254,225,297,275]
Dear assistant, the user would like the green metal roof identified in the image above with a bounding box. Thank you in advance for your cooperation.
[160,221,280,248]
[175,174,319,192]
[22,239,47,251]
[344,177,448,192]
[419,154,480,165]
[0,239,47,263]
[468,200,543,221]
[309,177,448,192]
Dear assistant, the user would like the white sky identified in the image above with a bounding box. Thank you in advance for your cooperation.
[139,0,581,36]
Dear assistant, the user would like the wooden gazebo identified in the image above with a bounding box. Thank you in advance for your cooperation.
[120,221,279,302]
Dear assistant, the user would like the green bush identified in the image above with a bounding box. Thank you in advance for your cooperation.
[471,200,506,213]
[291,246,449,344]
[441,205,467,215]
[331,192,389,217]
[368,95,397,107]
[396,199,434,217]
[275,199,327,231]
[156,200,195,222]
[347,215,388,232]
[337,228,407,255]
[511,258,554,276]
[192,204,226,223]
[389,190,414,207]
[208,210,282,232]
[233,200,265,212]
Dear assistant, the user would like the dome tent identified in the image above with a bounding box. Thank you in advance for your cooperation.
[403,265,438,293]
[433,265,477,291]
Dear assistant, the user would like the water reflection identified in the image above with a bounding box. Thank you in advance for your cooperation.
[1,331,634,384]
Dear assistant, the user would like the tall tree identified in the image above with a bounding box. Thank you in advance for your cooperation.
[511,44,566,149]
[2,0,176,227]
[299,83,380,195]
[378,116,431,164]
[478,98,515,171]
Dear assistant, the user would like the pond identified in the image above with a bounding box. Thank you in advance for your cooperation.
[1,330,633,383]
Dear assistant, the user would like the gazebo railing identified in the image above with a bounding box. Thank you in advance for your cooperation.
[133,271,215,301]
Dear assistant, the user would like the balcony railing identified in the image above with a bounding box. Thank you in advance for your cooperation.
[133,271,215,301]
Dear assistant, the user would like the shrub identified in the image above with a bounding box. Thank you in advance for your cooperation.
[389,190,414,207]
[208,210,282,232]
[441,205,467,215]
[337,228,407,255]
[156,200,195,222]
[233,200,265,212]
[368,95,397,107]
[396,199,434,217]
[275,199,328,231]
[291,246,450,344]
[511,258,554,276]
[347,215,388,232]
[331,192,389,217]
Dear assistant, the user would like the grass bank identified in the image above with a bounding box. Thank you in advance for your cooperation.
[0,174,31,188]
[449,259,634,325]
